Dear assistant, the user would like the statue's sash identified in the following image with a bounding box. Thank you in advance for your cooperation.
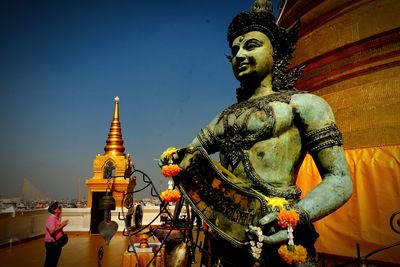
[175,147,268,247]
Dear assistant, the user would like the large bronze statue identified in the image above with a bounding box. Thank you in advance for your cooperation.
[161,1,353,266]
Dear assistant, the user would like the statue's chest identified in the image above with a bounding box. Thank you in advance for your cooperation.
[217,103,274,142]
[215,93,295,146]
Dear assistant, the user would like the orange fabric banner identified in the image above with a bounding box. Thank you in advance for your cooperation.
[296,145,400,264]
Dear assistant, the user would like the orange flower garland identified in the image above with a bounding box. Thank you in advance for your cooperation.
[159,148,181,203]
[276,207,307,264]
[264,197,307,264]
[160,189,181,203]
[277,208,300,228]
[161,164,181,177]
[160,147,182,178]
[278,244,307,264]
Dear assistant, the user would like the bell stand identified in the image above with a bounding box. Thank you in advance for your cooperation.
[115,167,202,267]
[96,176,118,266]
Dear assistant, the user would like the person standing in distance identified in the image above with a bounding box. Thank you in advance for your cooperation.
[43,201,69,267]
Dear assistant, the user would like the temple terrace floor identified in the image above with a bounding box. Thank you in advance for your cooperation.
[0,231,209,267]
[0,231,397,267]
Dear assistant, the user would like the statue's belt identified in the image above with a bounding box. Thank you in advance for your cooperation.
[175,147,273,247]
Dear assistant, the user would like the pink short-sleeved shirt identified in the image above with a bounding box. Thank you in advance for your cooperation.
[44,214,62,242]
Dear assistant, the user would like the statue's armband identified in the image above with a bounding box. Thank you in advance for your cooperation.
[303,123,343,154]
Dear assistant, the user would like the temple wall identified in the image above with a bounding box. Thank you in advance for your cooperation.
[319,67,399,149]
[290,0,399,67]
[61,206,165,232]
[0,209,48,246]
[280,0,400,264]
[283,0,400,149]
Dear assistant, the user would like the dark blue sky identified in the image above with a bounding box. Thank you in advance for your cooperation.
[0,0,281,199]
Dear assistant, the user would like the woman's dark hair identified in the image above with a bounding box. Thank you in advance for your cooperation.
[48,201,60,214]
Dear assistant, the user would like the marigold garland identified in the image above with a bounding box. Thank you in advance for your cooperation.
[278,244,307,264]
[160,189,181,203]
[161,164,181,177]
[277,208,300,229]
[263,196,307,264]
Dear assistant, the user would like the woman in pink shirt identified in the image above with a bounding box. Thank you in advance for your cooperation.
[43,202,69,267]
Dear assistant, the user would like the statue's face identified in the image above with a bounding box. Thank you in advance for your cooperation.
[230,31,273,83]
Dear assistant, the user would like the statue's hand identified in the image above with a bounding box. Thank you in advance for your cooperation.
[159,147,181,166]
[248,225,288,245]
[160,146,196,166]
[159,146,196,177]
[246,211,289,245]
[261,229,288,244]
[259,211,278,226]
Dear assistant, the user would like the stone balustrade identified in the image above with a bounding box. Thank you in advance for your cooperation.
[0,206,164,246]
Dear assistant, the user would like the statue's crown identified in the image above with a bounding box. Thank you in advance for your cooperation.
[227,0,298,61]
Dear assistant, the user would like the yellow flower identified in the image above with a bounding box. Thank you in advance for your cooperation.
[161,147,179,160]
[278,244,307,264]
[265,197,288,211]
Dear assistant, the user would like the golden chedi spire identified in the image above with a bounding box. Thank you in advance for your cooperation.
[104,96,125,155]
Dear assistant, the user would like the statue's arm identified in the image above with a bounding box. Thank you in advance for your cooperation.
[189,135,202,148]
[176,114,221,170]
[256,94,353,244]
[292,94,353,223]
[189,114,221,154]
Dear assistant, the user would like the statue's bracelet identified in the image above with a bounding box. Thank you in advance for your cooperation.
[293,205,311,225]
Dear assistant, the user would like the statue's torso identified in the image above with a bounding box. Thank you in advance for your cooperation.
[213,91,305,197]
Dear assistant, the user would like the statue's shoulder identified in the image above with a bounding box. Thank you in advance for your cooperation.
[262,89,308,104]
[290,92,330,108]
[290,92,335,122]
[250,89,308,105]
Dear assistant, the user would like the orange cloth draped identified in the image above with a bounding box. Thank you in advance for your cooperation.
[296,145,400,264]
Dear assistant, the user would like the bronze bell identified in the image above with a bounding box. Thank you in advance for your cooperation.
[99,195,116,211]
[98,195,118,245]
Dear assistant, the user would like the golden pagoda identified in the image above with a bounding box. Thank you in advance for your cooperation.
[279,0,400,263]
[85,96,131,213]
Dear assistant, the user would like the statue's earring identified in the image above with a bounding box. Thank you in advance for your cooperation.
[272,49,277,59]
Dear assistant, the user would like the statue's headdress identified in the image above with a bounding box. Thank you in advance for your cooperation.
[227,0,303,97]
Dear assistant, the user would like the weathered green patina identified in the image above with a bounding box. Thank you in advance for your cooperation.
[165,1,353,266]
